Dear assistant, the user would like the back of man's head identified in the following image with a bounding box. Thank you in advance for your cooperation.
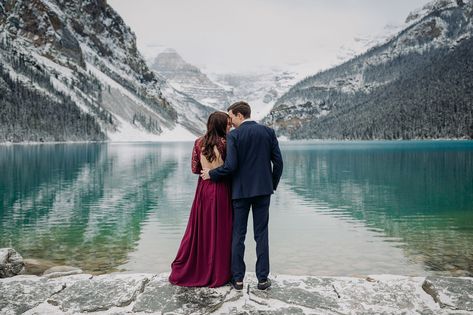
[228,101,251,119]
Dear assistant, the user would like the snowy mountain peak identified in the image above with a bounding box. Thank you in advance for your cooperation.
[338,0,470,64]
[150,49,232,110]
[406,0,466,24]
[263,0,473,140]
[0,0,212,142]
[162,48,178,54]
[152,49,200,74]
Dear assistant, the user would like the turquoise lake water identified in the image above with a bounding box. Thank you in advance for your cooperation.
[0,141,472,277]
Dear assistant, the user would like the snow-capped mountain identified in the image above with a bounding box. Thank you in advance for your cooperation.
[336,24,405,63]
[0,0,211,142]
[264,0,473,140]
[209,70,303,120]
[151,49,232,111]
[405,0,465,23]
[148,48,304,121]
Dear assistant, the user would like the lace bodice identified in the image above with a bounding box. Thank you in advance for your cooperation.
[191,137,227,174]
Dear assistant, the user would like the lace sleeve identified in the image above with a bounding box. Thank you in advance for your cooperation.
[191,138,202,174]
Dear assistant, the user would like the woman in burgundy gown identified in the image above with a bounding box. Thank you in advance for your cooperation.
[169,111,233,288]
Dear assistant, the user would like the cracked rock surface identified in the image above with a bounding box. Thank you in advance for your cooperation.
[132,274,233,314]
[423,276,473,311]
[0,275,65,314]
[0,272,472,314]
[47,273,151,313]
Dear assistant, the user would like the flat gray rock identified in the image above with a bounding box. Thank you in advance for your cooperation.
[46,273,151,313]
[132,274,233,314]
[0,275,64,314]
[0,248,25,278]
[1,272,472,314]
[332,275,438,314]
[42,266,83,279]
[250,274,440,314]
[423,276,473,312]
[250,275,340,313]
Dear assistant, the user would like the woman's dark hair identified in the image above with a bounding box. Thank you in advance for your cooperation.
[202,111,229,162]
[227,101,251,119]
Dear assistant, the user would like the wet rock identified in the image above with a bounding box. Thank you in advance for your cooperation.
[423,276,473,311]
[46,273,151,313]
[132,274,233,314]
[0,248,25,278]
[23,258,56,276]
[42,266,83,278]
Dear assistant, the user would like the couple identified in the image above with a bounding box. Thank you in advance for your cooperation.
[169,101,283,290]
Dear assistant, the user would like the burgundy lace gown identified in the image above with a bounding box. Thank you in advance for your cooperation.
[169,137,232,287]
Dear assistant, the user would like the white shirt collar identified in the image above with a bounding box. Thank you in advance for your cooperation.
[240,118,255,125]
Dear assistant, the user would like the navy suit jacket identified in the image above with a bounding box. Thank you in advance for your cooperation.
[209,121,283,200]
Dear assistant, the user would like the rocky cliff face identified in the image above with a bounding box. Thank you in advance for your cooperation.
[151,49,232,110]
[0,0,211,142]
[150,49,303,120]
[210,70,300,120]
[264,0,473,140]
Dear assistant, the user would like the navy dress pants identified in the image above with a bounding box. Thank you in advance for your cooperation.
[231,194,271,282]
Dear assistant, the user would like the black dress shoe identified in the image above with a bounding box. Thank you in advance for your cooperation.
[257,279,271,290]
[231,280,244,290]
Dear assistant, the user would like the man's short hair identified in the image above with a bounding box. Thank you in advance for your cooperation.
[228,101,251,119]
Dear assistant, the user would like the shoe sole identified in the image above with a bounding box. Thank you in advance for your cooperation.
[233,283,243,291]
[257,281,271,290]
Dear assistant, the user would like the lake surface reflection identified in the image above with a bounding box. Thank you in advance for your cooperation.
[0,141,472,276]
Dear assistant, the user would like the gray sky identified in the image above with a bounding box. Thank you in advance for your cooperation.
[109,0,432,73]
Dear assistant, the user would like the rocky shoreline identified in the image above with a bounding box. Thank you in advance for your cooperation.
[0,272,472,314]
[1,248,472,314]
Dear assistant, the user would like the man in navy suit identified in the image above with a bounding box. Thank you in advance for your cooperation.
[201,101,283,290]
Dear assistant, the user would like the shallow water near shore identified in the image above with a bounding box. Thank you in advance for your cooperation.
[0,140,472,276]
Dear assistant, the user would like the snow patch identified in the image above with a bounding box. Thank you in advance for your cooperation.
[107,116,195,142]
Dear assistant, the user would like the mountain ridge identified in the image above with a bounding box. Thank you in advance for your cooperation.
[151,49,232,111]
[263,0,473,140]
[0,0,212,142]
